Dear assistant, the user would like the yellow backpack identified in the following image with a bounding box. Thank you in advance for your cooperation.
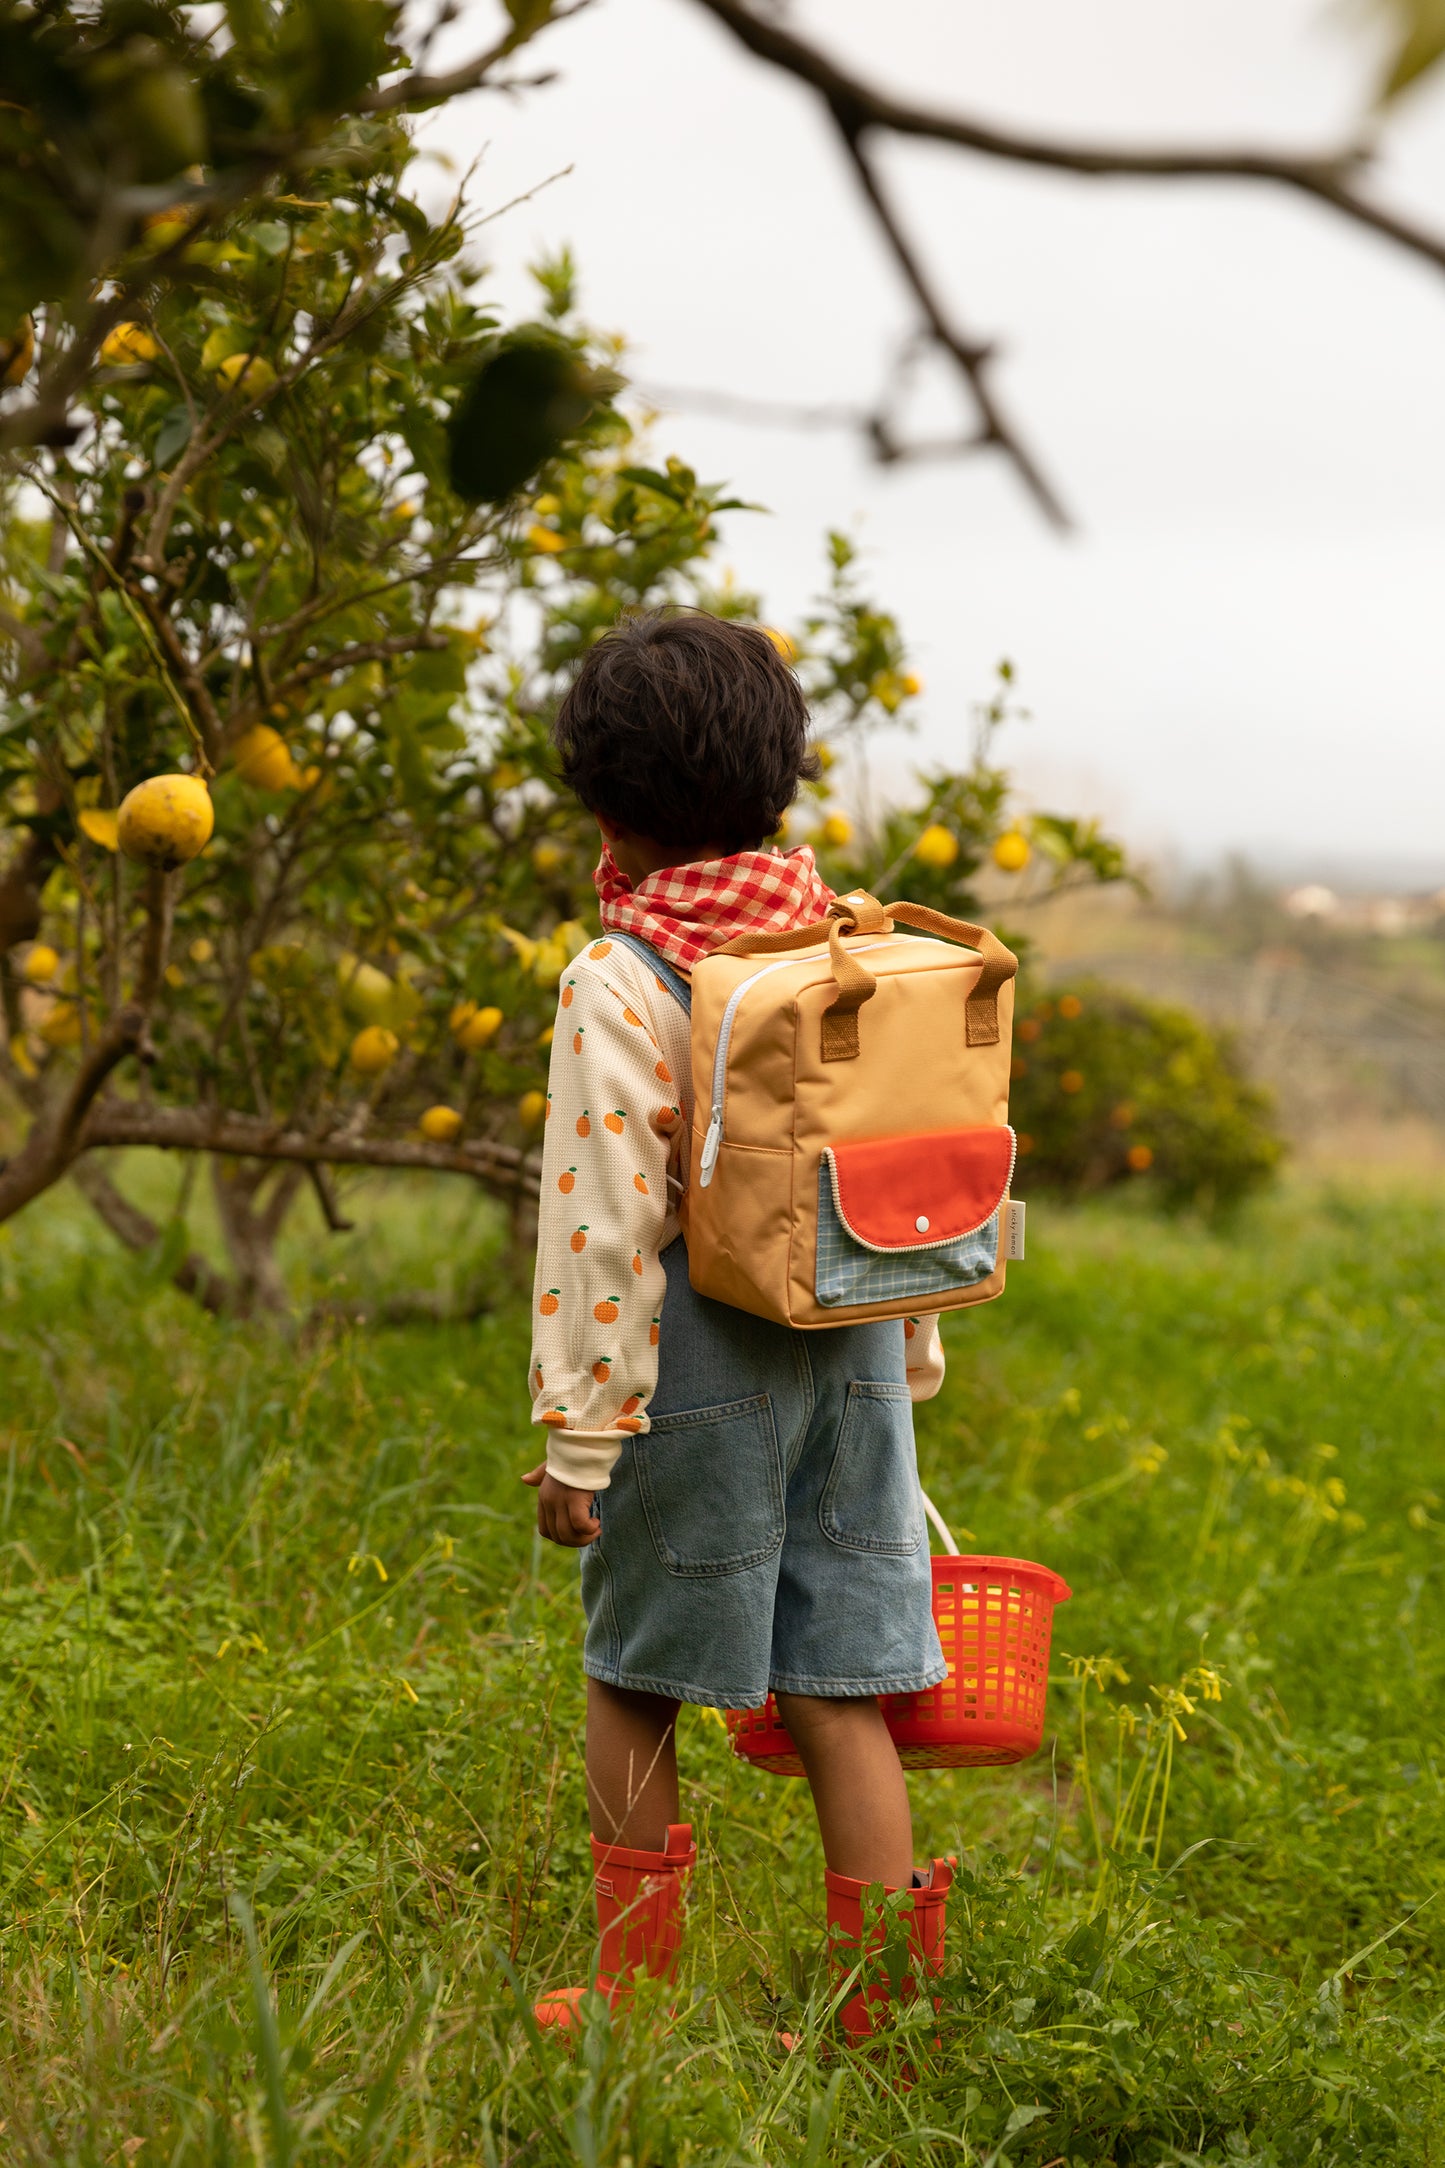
[640,888,1024,1328]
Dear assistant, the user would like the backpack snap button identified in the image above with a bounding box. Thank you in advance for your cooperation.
[915,1214,930,1233]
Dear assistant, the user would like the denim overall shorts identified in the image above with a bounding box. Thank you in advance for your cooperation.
[578,936,946,1711]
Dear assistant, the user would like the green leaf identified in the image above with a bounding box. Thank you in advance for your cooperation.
[1379,0,1445,97]
[447,333,596,503]
[153,406,193,470]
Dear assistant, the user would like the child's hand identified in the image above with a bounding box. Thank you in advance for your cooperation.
[521,1464,601,1547]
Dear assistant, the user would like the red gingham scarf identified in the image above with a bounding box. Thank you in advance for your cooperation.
[594,843,835,970]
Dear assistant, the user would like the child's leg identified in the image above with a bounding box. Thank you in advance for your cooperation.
[774,1691,913,1886]
[586,1678,680,1851]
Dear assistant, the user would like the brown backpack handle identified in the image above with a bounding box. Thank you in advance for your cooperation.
[713,890,1017,1058]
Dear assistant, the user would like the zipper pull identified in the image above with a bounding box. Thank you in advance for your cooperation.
[699,1106,723,1187]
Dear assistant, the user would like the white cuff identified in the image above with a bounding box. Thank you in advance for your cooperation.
[541,1427,628,1490]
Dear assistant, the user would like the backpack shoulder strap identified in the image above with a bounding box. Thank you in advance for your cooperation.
[602,930,692,1017]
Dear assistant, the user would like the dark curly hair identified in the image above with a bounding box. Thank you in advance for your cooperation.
[551,610,820,850]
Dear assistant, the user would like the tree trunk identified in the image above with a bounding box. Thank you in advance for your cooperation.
[210,1157,306,1315]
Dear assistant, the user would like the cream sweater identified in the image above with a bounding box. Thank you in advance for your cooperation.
[529,937,946,1490]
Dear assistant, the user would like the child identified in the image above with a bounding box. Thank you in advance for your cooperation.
[523,610,952,2035]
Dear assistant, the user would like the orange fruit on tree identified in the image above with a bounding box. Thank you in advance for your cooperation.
[1060,1069,1084,1095]
[1058,993,1083,1019]
[1127,1143,1154,1172]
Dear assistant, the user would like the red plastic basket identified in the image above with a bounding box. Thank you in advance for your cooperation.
[727,1535,1071,1776]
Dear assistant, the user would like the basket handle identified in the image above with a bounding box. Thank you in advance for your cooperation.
[919,1487,961,1556]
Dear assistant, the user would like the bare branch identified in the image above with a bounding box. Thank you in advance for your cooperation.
[80,1102,542,1200]
[832,115,1070,528]
[685,0,1445,517]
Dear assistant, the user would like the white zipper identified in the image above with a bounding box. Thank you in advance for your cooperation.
[697,938,916,1188]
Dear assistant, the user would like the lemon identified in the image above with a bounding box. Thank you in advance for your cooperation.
[349,1025,399,1075]
[532,493,561,518]
[101,322,159,367]
[337,955,400,1026]
[117,775,214,868]
[813,741,835,771]
[233,725,299,791]
[22,944,59,985]
[992,829,1031,873]
[820,813,853,849]
[215,352,277,398]
[38,1000,83,1048]
[914,823,959,870]
[532,841,565,875]
[518,1089,547,1127]
[420,1105,464,1143]
[527,525,567,554]
[901,672,923,697]
[763,627,798,663]
[189,937,214,964]
[452,1001,503,1050]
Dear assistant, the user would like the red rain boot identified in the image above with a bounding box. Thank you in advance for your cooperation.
[825,1855,953,2043]
[534,1821,696,2032]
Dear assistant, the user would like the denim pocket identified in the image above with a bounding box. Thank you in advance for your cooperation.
[636,1394,783,1577]
[820,1381,924,1555]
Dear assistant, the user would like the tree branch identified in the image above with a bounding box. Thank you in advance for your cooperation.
[68,1156,233,1313]
[832,112,1070,527]
[685,0,1445,517]
[79,1103,542,1200]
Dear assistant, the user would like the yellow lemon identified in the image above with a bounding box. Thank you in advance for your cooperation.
[532,841,565,875]
[101,321,159,367]
[349,1025,399,1075]
[901,672,923,697]
[233,725,299,791]
[22,944,59,985]
[914,823,959,870]
[189,937,214,964]
[532,493,561,518]
[78,807,120,851]
[492,760,523,791]
[117,774,214,868]
[451,1001,503,1050]
[419,1105,464,1143]
[143,211,191,250]
[813,741,835,771]
[215,352,276,397]
[38,1000,83,1048]
[820,812,853,849]
[526,525,567,554]
[518,1089,547,1127]
[992,829,1031,873]
[763,626,798,662]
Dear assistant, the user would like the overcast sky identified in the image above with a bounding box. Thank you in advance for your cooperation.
[426,0,1445,885]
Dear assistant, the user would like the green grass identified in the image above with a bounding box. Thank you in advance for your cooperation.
[1,1168,1443,2162]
